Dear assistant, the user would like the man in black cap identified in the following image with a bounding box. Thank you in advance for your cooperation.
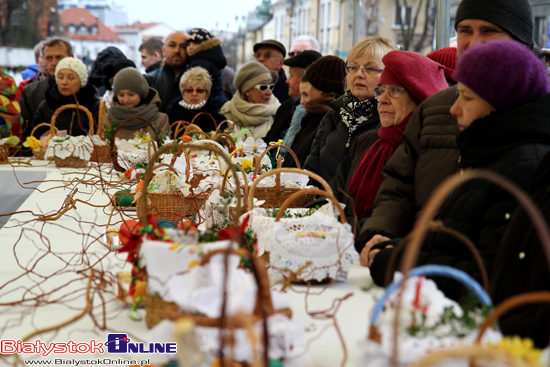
[264,50,322,143]
[253,39,289,103]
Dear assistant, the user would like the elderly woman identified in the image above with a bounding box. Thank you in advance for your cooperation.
[219,61,281,140]
[367,41,550,302]
[167,66,226,135]
[304,36,397,184]
[31,57,100,137]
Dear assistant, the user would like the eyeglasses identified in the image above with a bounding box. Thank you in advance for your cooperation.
[254,83,275,92]
[288,51,301,57]
[345,65,383,76]
[184,88,206,94]
[253,51,281,60]
[373,85,406,99]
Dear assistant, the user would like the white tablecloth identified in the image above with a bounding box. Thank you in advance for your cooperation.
[0,161,379,366]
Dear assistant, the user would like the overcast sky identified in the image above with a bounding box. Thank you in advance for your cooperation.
[113,0,262,33]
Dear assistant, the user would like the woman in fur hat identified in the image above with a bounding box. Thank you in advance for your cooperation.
[107,67,170,140]
[31,57,100,137]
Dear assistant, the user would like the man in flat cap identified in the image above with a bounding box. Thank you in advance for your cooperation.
[253,39,289,103]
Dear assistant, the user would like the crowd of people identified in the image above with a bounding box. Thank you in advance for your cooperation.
[1,0,550,348]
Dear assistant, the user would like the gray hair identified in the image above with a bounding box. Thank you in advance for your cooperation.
[292,35,320,52]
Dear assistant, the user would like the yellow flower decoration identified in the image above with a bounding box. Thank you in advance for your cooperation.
[486,336,543,367]
[23,136,42,152]
[241,159,252,170]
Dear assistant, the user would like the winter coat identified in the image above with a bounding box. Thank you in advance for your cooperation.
[369,93,550,301]
[21,64,39,81]
[284,96,333,169]
[88,46,127,92]
[356,86,460,252]
[221,66,236,100]
[264,97,299,144]
[31,83,100,138]
[273,69,290,104]
[167,96,226,134]
[491,147,550,349]
[329,128,380,226]
[145,61,162,74]
[303,94,380,184]
[107,87,170,141]
[20,77,53,131]
[187,37,228,113]
[145,63,184,113]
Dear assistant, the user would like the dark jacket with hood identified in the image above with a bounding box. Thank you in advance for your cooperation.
[370,93,550,301]
[145,63,184,113]
[186,37,228,113]
[20,77,54,132]
[88,46,127,95]
[303,94,380,184]
[31,83,100,138]
[356,86,460,252]
[265,97,299,144]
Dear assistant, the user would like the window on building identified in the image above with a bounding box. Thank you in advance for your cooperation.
[393,4,413,29]
[68,25,76,34]
[91,26,98,35]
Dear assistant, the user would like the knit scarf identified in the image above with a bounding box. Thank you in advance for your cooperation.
[108,102,160,130]
[281,104,306,149]
[179,99,207,110]
[225,91,280,127]
[339,91,377,148]
[348,114,411,218]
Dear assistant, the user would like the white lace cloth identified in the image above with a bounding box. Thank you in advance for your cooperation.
[44,135,93,160]
[269,220,357,282]
[254,172,311,188]
[243,202,341,256]
[115,139,152,169]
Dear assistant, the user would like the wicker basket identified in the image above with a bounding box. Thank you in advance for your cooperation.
[110,116,160,172]
[49,104,94,168]
[135,163,208,223]
[89,100,110,164]
[251,144,324,208]
[0,143,9,163]
[28,122,60,160]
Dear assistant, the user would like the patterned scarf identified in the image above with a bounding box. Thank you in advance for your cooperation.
[348,114,411,218]
[339,91,377,148]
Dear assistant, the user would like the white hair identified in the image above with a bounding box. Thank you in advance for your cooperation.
[292,35,320,52]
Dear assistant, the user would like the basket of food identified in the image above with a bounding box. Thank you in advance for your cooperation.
[44,104,96,168]
[250,144,318,208]
[24,122,63,160]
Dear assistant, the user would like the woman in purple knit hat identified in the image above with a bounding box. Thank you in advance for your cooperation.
[368,41,550,302]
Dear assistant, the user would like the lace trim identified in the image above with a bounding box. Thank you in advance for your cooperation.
[178,99,207,110]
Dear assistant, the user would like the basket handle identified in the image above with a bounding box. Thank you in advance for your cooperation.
[211,132,236,151]
[171,120,191,139]
[215,119,236,134]
[183,124,211,140]
[31,122,59,138]
[253,143,301,176]
[140,142,240,224]
[219,165,249,216]
[190,111,218,131]
[274,188,346,223]
[247,167,333,210]
[50,104,94,136]
[110,116,159,172]
[475,291,550,343]
[369,264,492,329]
[96,100,106,138]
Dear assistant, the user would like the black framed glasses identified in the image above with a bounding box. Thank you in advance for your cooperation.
[254,83,275,92]
[373,85,406,99]
[254,51,280,60]
[345,65,383,76]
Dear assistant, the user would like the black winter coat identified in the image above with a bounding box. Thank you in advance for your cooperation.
[31,83,100,138]
[273,69,290,104]
[187,38,228,113]
[491,144,550,348]
[20,77,53,131]
[145,63,183,113]
[370,94,550,301]
[304,94,380,184]
[264,97,298,144]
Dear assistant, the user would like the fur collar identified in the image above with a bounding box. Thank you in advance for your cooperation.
[187,37,222,56]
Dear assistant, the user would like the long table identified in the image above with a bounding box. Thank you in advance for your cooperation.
[0,160,378,367]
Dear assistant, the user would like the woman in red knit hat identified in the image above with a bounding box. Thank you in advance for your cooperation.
[331,50,448,224]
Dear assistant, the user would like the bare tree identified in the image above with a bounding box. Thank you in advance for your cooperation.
[395,0,435,52]
[363,0,381,36]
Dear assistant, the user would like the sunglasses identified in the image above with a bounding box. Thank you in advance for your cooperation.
[254,83,275,92]
[184,88,206,94]
[288,51,301,57]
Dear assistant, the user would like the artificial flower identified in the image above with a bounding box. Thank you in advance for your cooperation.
[242,137,267,156]
[486,336,543,367]
[23,136,41,152]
